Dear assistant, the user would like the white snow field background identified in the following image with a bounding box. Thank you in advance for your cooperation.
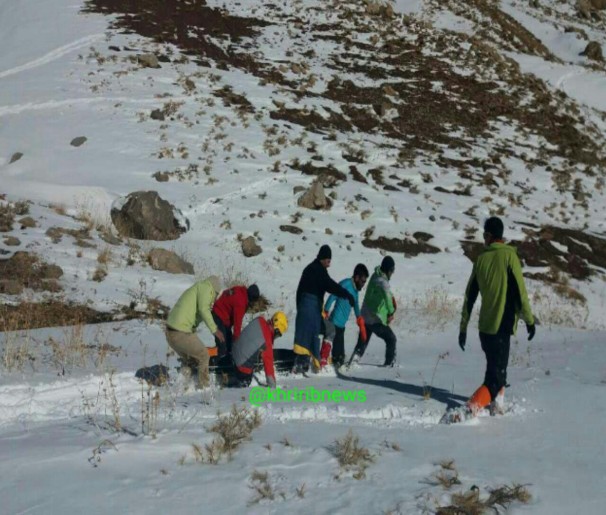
[1,0,606,513]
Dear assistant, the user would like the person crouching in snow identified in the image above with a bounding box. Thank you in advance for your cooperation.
[165,276,223,388]
[350,256,397,367]
[226,311,288,388]
[293,244,355,374]
[458,216,536,418]
[323,263,369,369]
[212,283,260,357]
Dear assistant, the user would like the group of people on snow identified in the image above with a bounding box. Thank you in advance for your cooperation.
[164,216,536,420]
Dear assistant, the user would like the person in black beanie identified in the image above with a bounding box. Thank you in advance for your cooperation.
[293,244,355,373]
[350,255,397,367]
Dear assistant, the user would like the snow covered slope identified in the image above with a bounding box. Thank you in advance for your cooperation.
[1,0,606,513]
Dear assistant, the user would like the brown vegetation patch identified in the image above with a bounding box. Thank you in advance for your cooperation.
[0,301,114,332]
[213,86,254,112]
[434,185,472,196]
[270,107,351,133]
[0,252,64,293]
[46,226,93,245]
[83,0,269,71]
[363,236,440,256]
[349,166,368,184]
[290,160,347,185]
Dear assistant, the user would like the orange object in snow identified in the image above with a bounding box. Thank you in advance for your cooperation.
[467,385,491,414]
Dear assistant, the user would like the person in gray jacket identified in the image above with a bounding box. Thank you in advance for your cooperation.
[227,311,288,387]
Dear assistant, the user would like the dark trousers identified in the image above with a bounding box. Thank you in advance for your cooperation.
[479,332,511,400]
[212,313,233,356]
[332,326,346,366]
[353,323,397,366]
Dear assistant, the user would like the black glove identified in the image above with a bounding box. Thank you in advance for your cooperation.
[458,332,466,351]
[527,323,536,341]
[346,292,355,308]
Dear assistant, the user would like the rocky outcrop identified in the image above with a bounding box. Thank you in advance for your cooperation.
[111,191,189,241]
[147,248,194,274]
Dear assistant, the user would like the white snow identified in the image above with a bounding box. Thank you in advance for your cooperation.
[1,0,606,513]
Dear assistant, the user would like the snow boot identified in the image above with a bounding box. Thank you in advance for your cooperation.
[292,354,310,375]
[489,387,505,416]
[468,385,491,415]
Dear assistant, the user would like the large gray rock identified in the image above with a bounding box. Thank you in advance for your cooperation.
[111,191,189,241]
[241,236,262,257]
[147,248,194,274]
[297,180,332,210]
[138,53,161,69]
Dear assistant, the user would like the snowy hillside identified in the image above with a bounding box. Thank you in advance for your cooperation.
[1,0,606,513]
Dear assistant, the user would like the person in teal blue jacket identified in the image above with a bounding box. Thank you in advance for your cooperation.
[323,264,369,368]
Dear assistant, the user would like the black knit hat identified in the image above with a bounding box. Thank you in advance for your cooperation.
[381,255,395,274]
[317,244,332,260]
[484,217,504,239]
[247,284,260,302]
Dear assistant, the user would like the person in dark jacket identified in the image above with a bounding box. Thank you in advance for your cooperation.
[293,245,355,373]
[226,311,288,388]
[212,284,260,357]
[453,217,535,421]
[350,256,397,367]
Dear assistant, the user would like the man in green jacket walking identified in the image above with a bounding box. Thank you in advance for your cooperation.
[350,256,397,367]
[458,217,536,418]
[166,276,223,388]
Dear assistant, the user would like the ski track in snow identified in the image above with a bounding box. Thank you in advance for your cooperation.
[0,34,104,80]
[0,96,193,117]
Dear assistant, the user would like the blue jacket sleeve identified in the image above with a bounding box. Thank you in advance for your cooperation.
[324,293,337,313]
[344,279,360,318]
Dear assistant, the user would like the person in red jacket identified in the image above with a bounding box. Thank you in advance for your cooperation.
[227,312,288,388]
[212,284,260,357]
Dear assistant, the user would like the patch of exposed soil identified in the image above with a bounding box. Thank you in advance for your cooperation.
[213,86,254,112]
[270,107,352,133]
[289,160,347,186]
[362,236,441,256]
[83,0,269,71]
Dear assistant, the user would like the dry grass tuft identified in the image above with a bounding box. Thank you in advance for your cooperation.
[437,483,532,514]
[331,430,375,479]
[190,405,262,465]
[248,470,284,505]
[422,352,450,400]
[209,405,262,458]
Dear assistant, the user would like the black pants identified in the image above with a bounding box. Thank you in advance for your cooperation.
[331,326,346,367]
[353,323,397,366]
[479,332,511,400]
[212,313,233,356]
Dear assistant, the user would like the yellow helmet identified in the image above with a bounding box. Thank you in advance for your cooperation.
[272,311,288,336]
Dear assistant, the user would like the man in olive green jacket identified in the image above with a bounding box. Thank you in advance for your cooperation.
[458,217,536,417]
[166,276,223,387]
